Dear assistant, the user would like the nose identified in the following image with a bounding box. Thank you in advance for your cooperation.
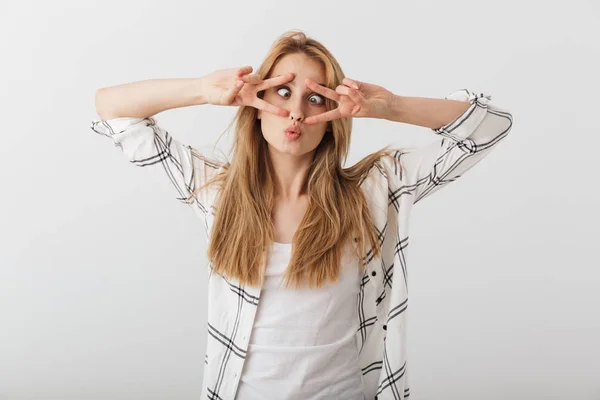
[289,112,303,122]
[287,95,305,122]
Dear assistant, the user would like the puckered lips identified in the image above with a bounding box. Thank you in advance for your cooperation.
[285,124,302,135]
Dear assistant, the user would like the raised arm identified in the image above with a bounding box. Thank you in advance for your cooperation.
[95,78,208,120]
[298,78,514,206]
[90,68,299,219]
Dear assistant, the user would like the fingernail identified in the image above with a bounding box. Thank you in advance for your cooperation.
[352,83,359,89]
[236,80,244,87]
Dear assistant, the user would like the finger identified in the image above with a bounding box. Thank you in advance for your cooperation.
[342,77,360,90]
[236,66,253,77]
[305,78,340,102]
[240,73,263,84]
[222,80,245,104]
[255,72,295,91]
[335,85,363,103]
[253,97,290,117]
[303,108,342,125]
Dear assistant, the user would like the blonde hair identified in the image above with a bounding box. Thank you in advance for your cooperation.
[190,29,402,289]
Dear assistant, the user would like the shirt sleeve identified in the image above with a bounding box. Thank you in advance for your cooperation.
[89,116,225,217]
[379,88,514,206]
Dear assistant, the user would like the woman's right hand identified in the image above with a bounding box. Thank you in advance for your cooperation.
[200,66,295,117]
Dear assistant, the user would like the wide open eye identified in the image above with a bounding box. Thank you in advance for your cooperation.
[308,93,325,105]
[276,87,291,98]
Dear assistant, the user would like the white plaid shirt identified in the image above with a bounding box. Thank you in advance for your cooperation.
[90,88,513,400]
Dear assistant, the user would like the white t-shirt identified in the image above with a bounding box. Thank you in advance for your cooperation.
[234,241,365,400]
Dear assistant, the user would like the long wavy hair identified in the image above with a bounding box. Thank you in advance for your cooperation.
[188,30,402,290]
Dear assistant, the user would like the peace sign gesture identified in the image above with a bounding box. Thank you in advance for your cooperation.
[302,77,394,125]
[201,66,296,117]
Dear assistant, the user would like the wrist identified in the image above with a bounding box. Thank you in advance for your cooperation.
[384,93,403,122]
[194,76,209,105]
[384,92,399,121]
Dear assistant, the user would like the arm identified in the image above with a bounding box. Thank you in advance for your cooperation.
[384,93,472,130]
[94,78,208,120]
[301,79,514,206]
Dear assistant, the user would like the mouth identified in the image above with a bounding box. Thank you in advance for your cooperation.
[284,128,302,140]
[285,126,302,135]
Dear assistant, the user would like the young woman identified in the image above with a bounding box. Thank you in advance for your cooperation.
[91,30,513,400]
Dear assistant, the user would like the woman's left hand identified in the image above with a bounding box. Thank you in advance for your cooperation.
[303,77,394,124]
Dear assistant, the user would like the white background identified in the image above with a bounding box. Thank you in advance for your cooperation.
[1,1,599,399]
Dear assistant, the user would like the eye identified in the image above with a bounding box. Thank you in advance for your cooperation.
[276,86,291,98]
[276,86,326,105]
[308,93,326,105]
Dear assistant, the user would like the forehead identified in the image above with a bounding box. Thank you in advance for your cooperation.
[271,53,326,83]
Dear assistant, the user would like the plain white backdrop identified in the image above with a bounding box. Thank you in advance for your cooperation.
[1,1,598,399]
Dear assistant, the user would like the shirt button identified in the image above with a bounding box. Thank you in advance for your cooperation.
[374,396,378,400]
[371,271,376,276]
[383,324,387,330]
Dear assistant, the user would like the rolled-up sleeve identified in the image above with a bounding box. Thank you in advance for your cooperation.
[380,88,514,206]
[89,116,224,217]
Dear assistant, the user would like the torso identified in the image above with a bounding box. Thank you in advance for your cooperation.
[271,196,309,244]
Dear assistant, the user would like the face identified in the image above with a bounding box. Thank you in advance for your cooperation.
[257,53,330,158]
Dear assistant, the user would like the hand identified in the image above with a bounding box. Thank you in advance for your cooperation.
[200,66,295,117]
[302,77,394,124]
